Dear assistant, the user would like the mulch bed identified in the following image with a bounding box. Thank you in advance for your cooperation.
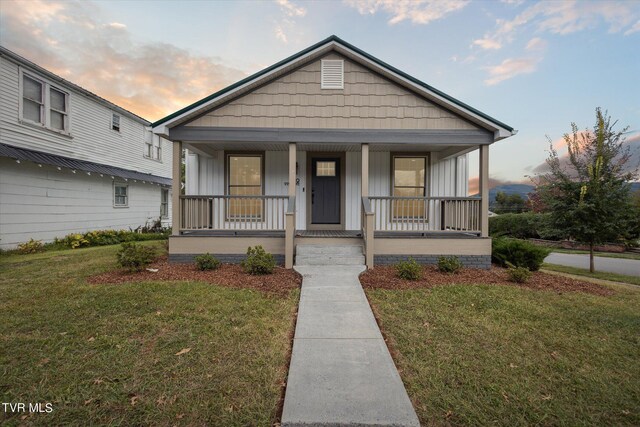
[360,265,614,296]
[87,256,302,297]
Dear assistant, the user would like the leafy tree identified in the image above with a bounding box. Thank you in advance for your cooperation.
[492,191,527,214]
[536,108,639,272]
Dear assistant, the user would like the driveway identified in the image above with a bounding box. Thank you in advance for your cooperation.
[545,253,640,277]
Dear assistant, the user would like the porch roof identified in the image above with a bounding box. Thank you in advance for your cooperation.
[152,36,515,140]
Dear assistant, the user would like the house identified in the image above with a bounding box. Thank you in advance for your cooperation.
[0,46,172,250]
[152,36,516,269]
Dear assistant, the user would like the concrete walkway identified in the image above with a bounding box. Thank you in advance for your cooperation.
[545,252,640,277]
[281,265,420,427]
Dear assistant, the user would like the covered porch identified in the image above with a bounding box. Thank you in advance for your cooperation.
[170,137,491,269]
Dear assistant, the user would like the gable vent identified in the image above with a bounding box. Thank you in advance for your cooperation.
[321,59,344,89]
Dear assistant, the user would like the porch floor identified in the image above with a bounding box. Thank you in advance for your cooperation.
[296,230,362,238]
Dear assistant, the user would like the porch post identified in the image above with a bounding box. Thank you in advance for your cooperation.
[285,142,296,268]
[479,144,489,237]
[361,143,369,198]
[172,140,182,236]
[361,143,374,268]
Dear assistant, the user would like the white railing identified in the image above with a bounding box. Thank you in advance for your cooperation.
[180,195,289,231]
[369,196,481,233]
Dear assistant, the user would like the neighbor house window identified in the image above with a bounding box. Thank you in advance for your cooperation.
[114,183,128,207]
[144,135,162,161]
[21,72,69,132]
[160,189,169,218]
[112,113,120,132]
[392,155,427,218]
[227,154,263,218]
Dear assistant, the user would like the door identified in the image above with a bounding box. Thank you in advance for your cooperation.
[311,157,340,224]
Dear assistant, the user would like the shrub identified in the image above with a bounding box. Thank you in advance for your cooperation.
[507,265,532,283]
[395,258,422,280]
[437,256,462,273]
[492,238,550,271]
[241,246,276,275]
[195,253,221,271]
[116,242,156,272]
[56,229,168,249]
[17,239,44,254]
[489,212,563,240]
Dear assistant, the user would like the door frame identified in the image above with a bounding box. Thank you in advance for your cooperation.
[306,152,346,230]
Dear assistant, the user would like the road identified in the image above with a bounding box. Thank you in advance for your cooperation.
[545,253,640,277]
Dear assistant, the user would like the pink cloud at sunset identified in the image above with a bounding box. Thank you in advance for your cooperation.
[0,0,247,121]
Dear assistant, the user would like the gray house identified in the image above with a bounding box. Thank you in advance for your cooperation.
[152,36,516,269]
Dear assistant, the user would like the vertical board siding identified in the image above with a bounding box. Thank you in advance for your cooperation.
[345,151,361,230]
[369,152,390,197]
[0,158,165,249]
[0,57,171,178]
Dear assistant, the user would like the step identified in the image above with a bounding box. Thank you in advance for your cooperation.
[296,244,363,256]
[295,255,365,266]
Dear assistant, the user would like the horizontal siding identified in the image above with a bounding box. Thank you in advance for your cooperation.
[0,158,170,249]
[186,53,478,131]
[0,57,171,178]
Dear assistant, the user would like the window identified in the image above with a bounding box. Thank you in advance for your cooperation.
[227,154,263,218]
[321,59,344,89]
[392,155,427,218]
[160,189,169,218]
[316,161,336,177]
[21,72,69,132]
[145,134,162,161]
[112,113,120,132]
[114,183,128,207]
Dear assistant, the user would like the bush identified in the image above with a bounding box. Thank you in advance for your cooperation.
[395,258,422,280]
[195,253,221,271]
[17,239,44,254]
[55,228,169,249]
[489,212,563,240]
[437,256,462,274]
[507,265,532,283]
[492,238,550,271]
[241,246,276,275]
[116,242,156,272]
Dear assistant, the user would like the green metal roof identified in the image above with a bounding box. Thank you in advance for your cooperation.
[152,35,514,132]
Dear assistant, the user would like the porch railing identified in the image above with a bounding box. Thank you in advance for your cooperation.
[180,195,289,231]
[369,196,481,233]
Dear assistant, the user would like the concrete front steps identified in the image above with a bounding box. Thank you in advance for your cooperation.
[295,244,365,266]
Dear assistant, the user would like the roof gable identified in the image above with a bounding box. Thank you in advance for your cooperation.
[152,36,515,139]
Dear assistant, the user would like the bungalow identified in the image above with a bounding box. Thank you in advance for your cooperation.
[152,36,516,269]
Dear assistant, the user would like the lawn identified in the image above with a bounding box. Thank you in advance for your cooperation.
[543,263,640,286]
[0,242,299,426]
[549,248,640,261]
[367,283,640,426]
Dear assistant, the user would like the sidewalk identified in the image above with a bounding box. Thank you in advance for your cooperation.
[281,265,420,427]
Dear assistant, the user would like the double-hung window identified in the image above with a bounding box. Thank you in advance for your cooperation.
[21,72,69,132]
[392,155,427,219]
[114,183,128,207]
[112,113,120,132]
[160,189,169,218]
[227,154,263,219]
[145,135,162,161]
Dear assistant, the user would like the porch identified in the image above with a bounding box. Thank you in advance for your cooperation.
[170,141,491,269]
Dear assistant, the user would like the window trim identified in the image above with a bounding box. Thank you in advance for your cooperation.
[19,68,71,135]
[111,113,121,132]
[224,151,265,220]
[160,188,169,218]
[390,153,430,219]
[144,135,163,162]
[113,182,129,208]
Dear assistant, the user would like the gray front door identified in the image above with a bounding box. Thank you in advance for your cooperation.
[311,157,340,224]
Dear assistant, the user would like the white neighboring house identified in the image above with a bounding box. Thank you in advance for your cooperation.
[0,46,172,250]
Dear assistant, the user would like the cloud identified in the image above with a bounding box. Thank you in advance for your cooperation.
[273,0,307,44]
[484,57,540,85]
[525,37,547,51]
[276,0,306,17]
[472,37,502,50]
[344,0,469,25]
[625,19,640,35]
[274,25,288,43]
[0,0,246,121]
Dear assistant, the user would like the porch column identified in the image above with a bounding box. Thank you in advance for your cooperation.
[361,143,369,198]
[285,142,296,268]
[361,143,374,268]
[479,144,489,237]
[172,140,182,236]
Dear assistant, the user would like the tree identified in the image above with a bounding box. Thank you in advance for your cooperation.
[536,108,639,272]
[492,191,527,214]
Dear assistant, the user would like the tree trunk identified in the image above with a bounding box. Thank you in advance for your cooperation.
[589,242,595,273]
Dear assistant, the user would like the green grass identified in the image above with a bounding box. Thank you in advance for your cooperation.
[550,247,640,260]
[0,242,298,426]
[543,263,640,286]
[367,285,640,426]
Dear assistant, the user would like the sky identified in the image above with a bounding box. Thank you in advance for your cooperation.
[1,0,639,188]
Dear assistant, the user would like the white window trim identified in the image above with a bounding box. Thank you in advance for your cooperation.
[160,188,169,218]
[144,135,163,163]
[113,182,129,208]
[18,67,71,136]
[321,59,344,90]
[111,112,121,133]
